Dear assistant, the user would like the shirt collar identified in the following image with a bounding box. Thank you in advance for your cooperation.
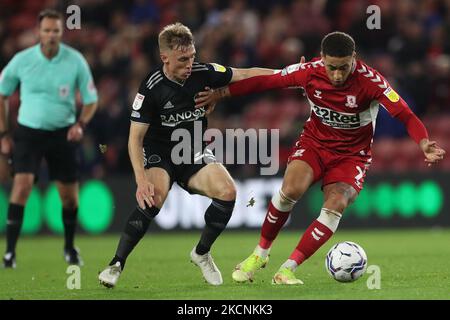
[36,43,64,63]
[161,65,186,87]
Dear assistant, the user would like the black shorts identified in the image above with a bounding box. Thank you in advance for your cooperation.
[12,124,80,183]
[143,142,217,193]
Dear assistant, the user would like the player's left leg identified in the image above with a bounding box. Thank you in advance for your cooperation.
[56,181,82,266]
[46,126,83,265]
[233,137,321,283]
[273,182,358,285]
[274,156,367,285]
[274,182,358,284]
[186,163,236,285]
[99,166,171,288]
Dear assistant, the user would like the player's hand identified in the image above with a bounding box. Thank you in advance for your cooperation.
[0,135,13,155]
[67,123,83,142]
[195,87,220,112]
[136,179,155,209]
[205,102,217,115]
[203,87,218,115]
[420,139,446,166]
[299,56,306,65]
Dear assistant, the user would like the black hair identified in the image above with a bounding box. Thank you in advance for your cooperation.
[321,31,355,57]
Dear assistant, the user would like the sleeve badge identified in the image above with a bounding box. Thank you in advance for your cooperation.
[383,87,400,103]
[132,93,145,110]
[210,63,226,73]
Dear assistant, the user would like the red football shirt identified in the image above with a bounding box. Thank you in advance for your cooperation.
[229,59,427,156]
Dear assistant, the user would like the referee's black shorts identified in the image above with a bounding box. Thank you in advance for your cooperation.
[12,124,80,183]
[143,141,217,193]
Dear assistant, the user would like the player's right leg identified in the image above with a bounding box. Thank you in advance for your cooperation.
[3,173,34,268]
[46,127,83,266]
[4,126,42,268]
[98,166,171,288]
[273,182,357,285]
[274,155,365,285]
[55,182,83,266]
[186,162,237,285]
[233,159,317,283]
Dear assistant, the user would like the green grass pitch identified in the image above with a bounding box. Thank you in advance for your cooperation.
[0,229,449,300]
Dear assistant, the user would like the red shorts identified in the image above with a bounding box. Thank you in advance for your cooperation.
[287,137,372,193]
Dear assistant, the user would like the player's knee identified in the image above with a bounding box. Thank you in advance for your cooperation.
[61,197,78,210]
[11,182,33,203]
[205,198,235,230]
[215,184,236,201]
[281,184,305,202]
[151,186,169,208]
[152,194,165,209]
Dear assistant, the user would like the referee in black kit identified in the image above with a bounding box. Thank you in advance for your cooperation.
[99,22,277,287]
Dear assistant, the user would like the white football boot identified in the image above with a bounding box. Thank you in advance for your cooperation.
[98,262,122,288]
[190,247,223,285]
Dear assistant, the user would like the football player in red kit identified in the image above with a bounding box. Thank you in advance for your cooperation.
[194,31,445,285]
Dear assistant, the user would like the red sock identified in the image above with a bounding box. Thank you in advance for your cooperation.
[259,201,291,249]
[289,219,333,265]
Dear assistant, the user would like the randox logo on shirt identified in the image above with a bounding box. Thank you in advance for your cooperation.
[160,108,206,127]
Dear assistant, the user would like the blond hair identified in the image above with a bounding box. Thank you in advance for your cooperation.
[158,22,194,51]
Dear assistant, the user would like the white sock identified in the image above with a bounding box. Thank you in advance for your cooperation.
[280,259,298,271]
[254,245,270,259]
[317,208,342,232]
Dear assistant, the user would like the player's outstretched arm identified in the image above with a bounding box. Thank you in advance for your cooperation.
[394,106,445,166]
[366,66,446,167]
[380,93,445,166]
[230,67,278,83]
[129,121,155,209]
[229,57,306,83]
[195,57,306,110]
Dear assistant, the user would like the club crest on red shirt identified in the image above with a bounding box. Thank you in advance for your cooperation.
[345,95,358,108]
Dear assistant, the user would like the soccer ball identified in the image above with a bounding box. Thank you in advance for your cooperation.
[325,241,368,282]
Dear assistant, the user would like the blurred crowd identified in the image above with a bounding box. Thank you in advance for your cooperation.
[0,0,449,181]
